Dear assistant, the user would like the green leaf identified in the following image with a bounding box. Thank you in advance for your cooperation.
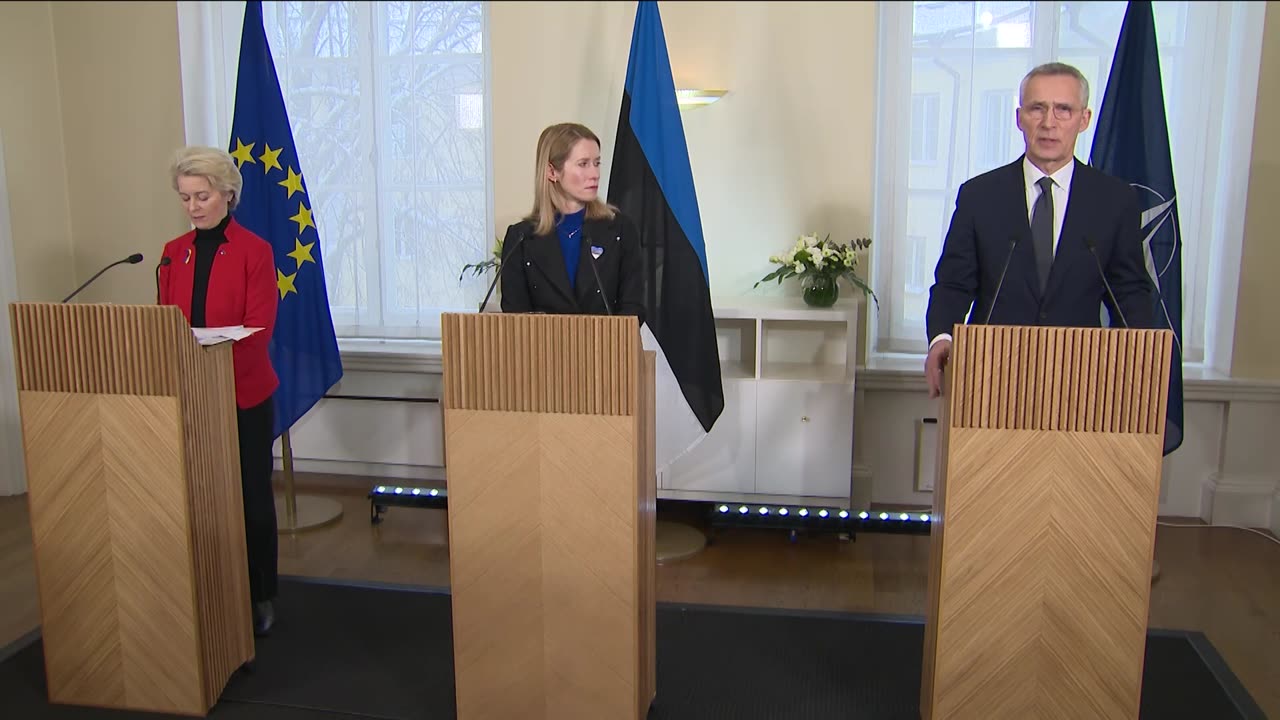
[841,271,880,312]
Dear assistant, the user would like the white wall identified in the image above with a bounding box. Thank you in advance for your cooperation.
[489,1,877,306]
[0,135,27,496]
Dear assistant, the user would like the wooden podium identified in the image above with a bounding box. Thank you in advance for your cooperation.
[9,302,254,716]
[441,312,657,720]
[921,324,1175,720]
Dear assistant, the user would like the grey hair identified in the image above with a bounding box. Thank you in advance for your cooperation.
[169,146,243,210]
[1019,62,1090,109]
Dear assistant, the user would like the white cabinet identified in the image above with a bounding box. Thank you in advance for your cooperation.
[754,381,854,498]
[660,296,858,504]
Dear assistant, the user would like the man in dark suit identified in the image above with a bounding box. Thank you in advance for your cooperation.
[924,62,1154,398]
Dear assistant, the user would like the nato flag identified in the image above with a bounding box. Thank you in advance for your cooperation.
[1091,0,1183,456]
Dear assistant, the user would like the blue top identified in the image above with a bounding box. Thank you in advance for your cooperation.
[556,208,586,290]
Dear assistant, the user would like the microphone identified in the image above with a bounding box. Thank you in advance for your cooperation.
[62,253,145,303]
[1085,238,1129,329]
[478,231,526,313]
[982,236,1019,324]
[155,256,171,304]
[584,235,613,316]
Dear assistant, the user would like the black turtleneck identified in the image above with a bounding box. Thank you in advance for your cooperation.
[191,214,231,328]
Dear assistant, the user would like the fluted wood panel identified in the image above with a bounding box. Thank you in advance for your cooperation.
[443,313,654,720]
[948,324,1173,434]
[10,303,184,397]
[442,312,637,415]
[922,325,1174,720]
[10,302,252,716]
[636,351,656,719]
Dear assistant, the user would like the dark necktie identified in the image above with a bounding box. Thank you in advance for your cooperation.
[1031,175,1055,292]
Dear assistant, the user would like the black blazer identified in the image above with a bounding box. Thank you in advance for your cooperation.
[499,212,646,324]
[926,157,1154,342]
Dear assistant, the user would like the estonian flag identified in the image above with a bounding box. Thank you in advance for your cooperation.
[608,1,724,469]
[1090,0,1183,457]
[230,0,343,438]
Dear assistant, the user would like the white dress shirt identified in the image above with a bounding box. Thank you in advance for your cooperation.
[928,158,1076,350]
[1022,156,1074,257]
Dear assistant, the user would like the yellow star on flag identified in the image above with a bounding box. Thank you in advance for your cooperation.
[289,202,316,234]
[277,268,298,299]
[278,167,305,199]
[288,237,316,268]
[230,138,256,168]
[258,144,283,174]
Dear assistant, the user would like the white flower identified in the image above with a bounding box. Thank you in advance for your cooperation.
[802,233,820,248]
[793,262,804,274]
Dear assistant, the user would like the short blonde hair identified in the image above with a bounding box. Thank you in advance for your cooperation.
[169,146,244,210]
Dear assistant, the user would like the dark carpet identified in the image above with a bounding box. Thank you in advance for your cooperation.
[0,577,1265,720]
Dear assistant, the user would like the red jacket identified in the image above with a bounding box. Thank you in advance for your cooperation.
[158,218,279,409]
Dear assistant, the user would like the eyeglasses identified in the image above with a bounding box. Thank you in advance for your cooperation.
[1021,102,1079,121]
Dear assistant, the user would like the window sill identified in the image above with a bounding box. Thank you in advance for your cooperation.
[338,337,443,374]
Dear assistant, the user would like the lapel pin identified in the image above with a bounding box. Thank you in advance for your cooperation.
[591,246,604,259]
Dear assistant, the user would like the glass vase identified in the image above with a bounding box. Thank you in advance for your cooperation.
[802,273,839,308]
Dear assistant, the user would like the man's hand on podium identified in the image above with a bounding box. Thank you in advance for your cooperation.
[925,338,951,398]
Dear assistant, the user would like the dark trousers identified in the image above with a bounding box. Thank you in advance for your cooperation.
[237,397,278,603]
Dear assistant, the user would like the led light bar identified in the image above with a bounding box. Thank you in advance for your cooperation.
[707,502,932,535]
[368,485,448,511]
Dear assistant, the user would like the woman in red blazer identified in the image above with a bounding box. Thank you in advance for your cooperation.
[158,146,280,636]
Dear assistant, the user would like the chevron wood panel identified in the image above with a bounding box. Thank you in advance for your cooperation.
[923,428,1163,720]
[441,312,638,416]
[446,407,653,720]
[949,325,1174,433]
[11,302,253,715]
[21,392,203,714]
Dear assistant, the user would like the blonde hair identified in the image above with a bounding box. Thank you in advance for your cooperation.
[169,146,244,210]
[527,123,615,236]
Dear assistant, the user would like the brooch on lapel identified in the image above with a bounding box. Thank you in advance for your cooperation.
[184,247,193,264]
[591,246,604,259]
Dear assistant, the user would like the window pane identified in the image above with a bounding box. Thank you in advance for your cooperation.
[264,1,489,339]
[878,0,1225,363]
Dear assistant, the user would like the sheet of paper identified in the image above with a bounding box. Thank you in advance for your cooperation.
[192,326,264,346]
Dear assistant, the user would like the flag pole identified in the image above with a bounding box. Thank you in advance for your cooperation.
[275,428,343,534]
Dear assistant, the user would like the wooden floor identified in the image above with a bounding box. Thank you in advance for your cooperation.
[2,480,1277,717]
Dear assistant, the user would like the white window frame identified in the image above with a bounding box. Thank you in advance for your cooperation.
[176,1,494,342]
[870,1,1266,375]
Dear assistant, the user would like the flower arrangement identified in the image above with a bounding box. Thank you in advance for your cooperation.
[459,235,504,282]
[755,233,876,308]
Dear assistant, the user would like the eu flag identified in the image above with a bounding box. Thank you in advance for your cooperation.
[609,1,724,469]
[1090,0,1183,456]
[230,0,342,439]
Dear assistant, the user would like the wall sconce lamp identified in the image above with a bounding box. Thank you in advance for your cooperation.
[676,89,728,109]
